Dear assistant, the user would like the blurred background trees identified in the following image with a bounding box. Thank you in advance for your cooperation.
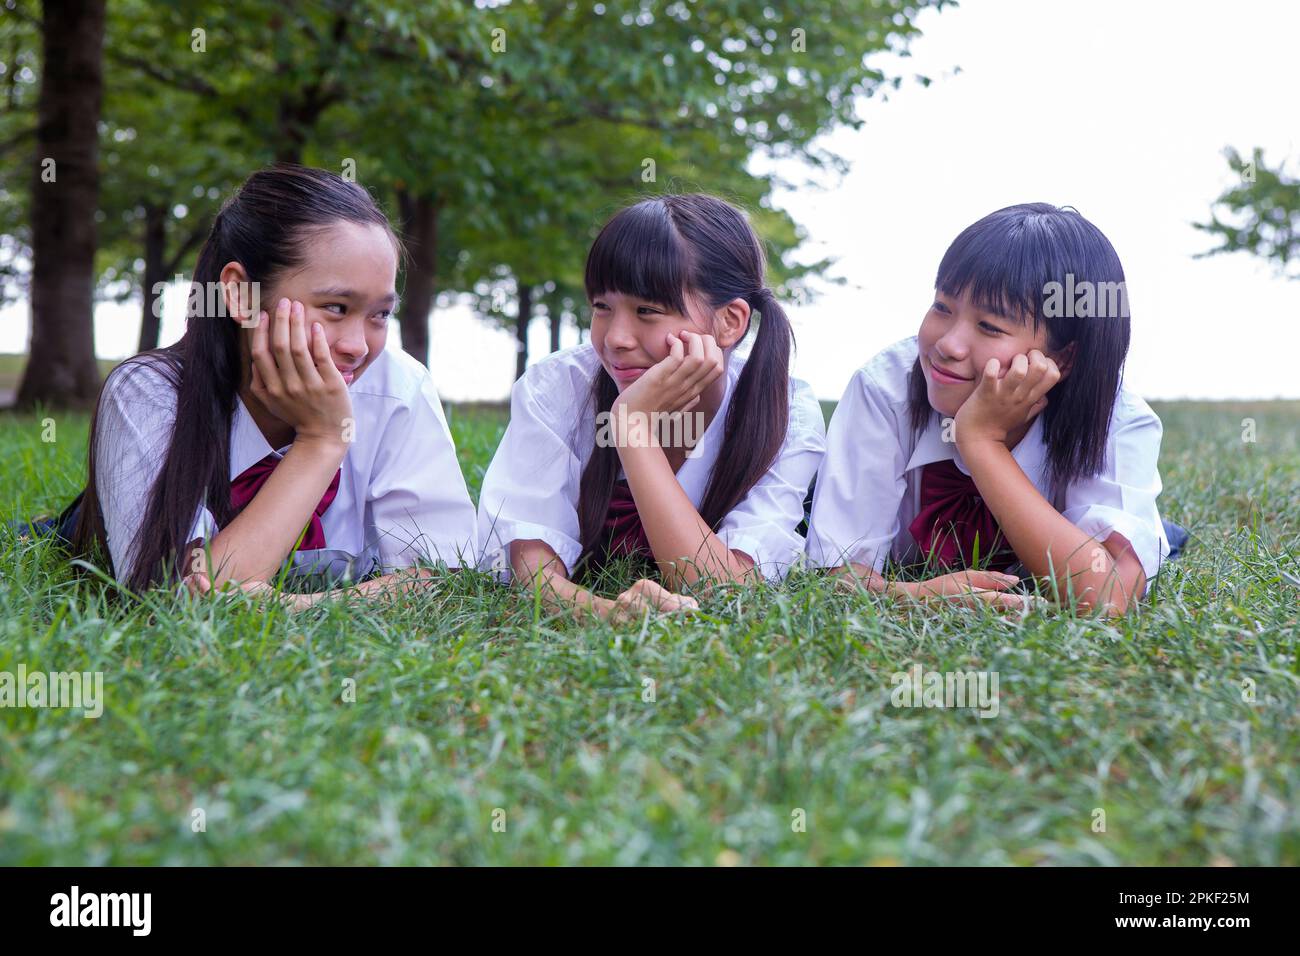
[1,0,946,408]
[1197,147,1300,281]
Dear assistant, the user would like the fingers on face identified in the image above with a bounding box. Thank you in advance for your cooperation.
[686,358,722,397]
[271,300,304,391]
[310,321,333,370]
[251,309,281,392]
[683,330,706,359]
[1008,352,1030,384]
[1031,355,1061,396]
[288,302,320,385]
[681,332,724,389]
[271,297,291,353]
[1020,351,1060,406]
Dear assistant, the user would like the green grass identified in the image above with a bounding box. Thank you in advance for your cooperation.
[0,400,1297,865]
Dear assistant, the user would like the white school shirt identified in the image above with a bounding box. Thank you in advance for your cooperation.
[805,336,1170,580]
[95,346,478,583]
[476,344,827,582]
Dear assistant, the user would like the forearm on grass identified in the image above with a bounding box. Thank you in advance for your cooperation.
[958,438,1146,614]
[827,563,944,600]
[199,437,347,587]
[296,567,444,606]
[509,538,614,622]
[618,443,759,591]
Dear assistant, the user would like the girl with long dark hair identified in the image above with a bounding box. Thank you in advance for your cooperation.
[75,164,477,600]
[807,203,1172,614]
[477,194,826,621]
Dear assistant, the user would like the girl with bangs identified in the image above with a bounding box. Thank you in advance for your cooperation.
[807,203,1181,615]
[477,194,826,621]
[67,164,477,602]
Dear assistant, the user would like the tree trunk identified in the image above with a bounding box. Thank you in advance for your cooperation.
[397,188,439,367]
[137,203,166,352]
[515,284,533,380]
[548,295,561,353]
[17,0,106,410]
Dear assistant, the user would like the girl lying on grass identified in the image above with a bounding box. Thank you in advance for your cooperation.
[477,193,826,622]
[807,202,1176,615]
[70,164,477,604]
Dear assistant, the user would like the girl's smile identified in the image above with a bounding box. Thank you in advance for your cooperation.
[609,362,649,384]
[925,357,974,386]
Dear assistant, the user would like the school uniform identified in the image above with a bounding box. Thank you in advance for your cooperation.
[805,336,1171,580]
[477,344,827,583]
[94,346,478,583]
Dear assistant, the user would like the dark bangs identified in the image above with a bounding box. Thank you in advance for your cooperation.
[935,201,1122,332]
[584,199,692,315]
[913,202,1134,490]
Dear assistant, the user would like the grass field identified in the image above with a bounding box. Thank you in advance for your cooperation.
[0,398,1297,865]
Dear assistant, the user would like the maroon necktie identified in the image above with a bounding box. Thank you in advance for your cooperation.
[908,459,1017,572]
[229,453,341,551]
[603,479,651,560]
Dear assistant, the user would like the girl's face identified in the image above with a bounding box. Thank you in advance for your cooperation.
[918,287,1064,417]
[589,290,743,390]
[260,221,398,386]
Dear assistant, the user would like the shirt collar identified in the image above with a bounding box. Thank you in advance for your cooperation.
[229,394,279,478]
[905,410,1049,481]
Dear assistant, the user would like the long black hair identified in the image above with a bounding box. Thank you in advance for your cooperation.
[575,193,793,571]
[74,164,401,591]
[908,202,1132,490]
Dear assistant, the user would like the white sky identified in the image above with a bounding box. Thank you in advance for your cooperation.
[3,0,1297,401]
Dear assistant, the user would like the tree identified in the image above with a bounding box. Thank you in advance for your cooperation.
[451,109,838,378]
[1196,147,1300,280]
[16,0,105,410]
[95,0,389,350]
[337,0,945,366]
[95,26,245,352]
[0,6,39,311]
[3,0,945,390]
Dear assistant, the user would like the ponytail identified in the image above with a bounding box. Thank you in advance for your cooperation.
[697,287,791,525]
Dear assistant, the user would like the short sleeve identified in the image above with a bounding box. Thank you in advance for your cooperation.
[366,371,479,570]
[95,360,214,581]
[805,364,910,573]
[1060,393,1169,581]
[714,380,826,581]
[476,360,587,580]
